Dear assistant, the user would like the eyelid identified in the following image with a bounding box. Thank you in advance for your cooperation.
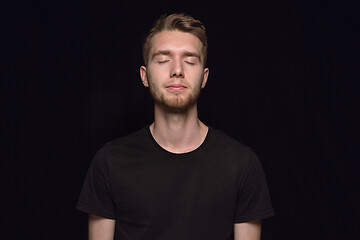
[184,57,198,65]
[158,59,169,63]
[156,55,170,61]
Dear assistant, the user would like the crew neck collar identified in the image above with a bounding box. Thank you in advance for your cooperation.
[146,125,212,159]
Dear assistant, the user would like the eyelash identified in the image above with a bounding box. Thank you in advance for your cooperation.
[157,60,196,65]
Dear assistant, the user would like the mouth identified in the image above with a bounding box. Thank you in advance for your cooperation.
[166,84,187,91]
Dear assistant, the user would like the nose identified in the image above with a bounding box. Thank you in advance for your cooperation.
[170,58,184,78]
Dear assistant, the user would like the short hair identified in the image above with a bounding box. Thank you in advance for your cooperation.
[142,13,208,66]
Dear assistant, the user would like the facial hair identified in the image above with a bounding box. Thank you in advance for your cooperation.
[147,73,203,114]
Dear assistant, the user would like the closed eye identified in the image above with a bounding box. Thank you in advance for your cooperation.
[184,56,198,65]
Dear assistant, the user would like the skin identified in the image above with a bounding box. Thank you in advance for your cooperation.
[89,30,261,240]
[140,30,209,153]
[88,215,115,240]
[234,220,262,240]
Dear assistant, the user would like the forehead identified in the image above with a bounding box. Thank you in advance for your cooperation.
[150,30,203,55]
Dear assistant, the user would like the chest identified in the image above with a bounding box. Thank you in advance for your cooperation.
[108,153,240,223]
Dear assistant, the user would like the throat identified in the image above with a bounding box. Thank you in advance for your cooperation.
[149,120,208,154]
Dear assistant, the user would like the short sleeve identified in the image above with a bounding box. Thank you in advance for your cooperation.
[76,147,116,219]
[234,149,274,223]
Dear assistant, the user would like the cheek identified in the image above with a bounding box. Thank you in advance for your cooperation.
[147,69,165,89]
[185,68,204,80]
[148,65,169,78]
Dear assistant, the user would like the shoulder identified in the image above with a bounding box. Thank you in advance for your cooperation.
[204,128,264,182]
[94,126,151,161]
[107,126,149,148]
[208,128,255,157]
[206,127,261,170]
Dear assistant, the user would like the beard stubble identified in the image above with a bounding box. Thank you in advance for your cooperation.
[147,73,203,114]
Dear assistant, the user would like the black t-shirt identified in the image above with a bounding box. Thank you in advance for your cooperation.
[77,126,274,240]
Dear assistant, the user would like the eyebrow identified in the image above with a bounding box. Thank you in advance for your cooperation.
[183,51,201,60]
[151,50,171,60]
[151,50,201,61]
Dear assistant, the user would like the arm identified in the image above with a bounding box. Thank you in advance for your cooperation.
[234,220,262,240]
[88,214,115,240]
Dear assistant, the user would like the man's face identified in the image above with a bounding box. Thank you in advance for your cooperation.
[140,30,209,113]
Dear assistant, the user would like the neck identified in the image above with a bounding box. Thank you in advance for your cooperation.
[150,103,208,154]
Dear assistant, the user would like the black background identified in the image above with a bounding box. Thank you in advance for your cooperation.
[3,0,359,239]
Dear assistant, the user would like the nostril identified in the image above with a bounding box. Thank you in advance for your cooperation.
[171,73,183,77]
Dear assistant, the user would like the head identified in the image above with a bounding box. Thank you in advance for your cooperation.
[140,13,209,114]
[142,13,208,67]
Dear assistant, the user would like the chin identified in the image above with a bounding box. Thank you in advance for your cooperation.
[150,85,201,113]
[158,96,197,114]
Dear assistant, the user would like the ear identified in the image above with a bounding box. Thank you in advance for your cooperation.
[201,68,209,89]
[140,66,149,87]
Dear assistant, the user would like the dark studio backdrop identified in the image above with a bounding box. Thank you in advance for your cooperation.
[3,0,359,239]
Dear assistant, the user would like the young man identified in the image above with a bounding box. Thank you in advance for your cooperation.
[77,13,274,240]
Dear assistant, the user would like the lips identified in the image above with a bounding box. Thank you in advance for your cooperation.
[166,84,187,91]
